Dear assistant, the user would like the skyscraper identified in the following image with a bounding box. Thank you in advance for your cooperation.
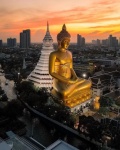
[96,39,100,46]
[92,40,96,45]
[77,34,85,47]
[0,40,2,47]
[101,39,108,46]
[7,38,16,47]
[108,35,113,47]
[20,29,30,48]
[112,37,118,47]
[77,34,81,47]
[108,35,118,47]
[20,32,26,48]
[28,22,54,88]
[81,37,85,46]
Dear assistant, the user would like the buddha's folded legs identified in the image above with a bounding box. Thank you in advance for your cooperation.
[53,79,92,99]
[67,80,92,98]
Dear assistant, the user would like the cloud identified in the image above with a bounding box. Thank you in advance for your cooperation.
[93,0,118,5]
[101,30,115,34]
[0,0,120,31]
[89,23,120,29]
[89,31,101,34]
[0,0,120,42]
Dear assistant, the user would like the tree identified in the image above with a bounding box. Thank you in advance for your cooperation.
[37,88,49,104]
[4,100,23,119]
[1,94,8,102]
[27,93,40,107]
[100,96,114,107]
[115,98,120,106]
[98,107,109,115]
[16,81,34,93]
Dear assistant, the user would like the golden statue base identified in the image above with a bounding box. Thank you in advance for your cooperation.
[51,89,92,108]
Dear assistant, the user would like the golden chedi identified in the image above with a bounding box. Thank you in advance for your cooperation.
[49,24,92,108]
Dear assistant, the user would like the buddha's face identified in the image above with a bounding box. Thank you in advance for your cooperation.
[61,39,69,50]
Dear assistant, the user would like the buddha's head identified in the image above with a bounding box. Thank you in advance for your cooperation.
[57,24,71,49]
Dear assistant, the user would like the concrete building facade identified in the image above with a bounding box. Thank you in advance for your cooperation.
[20,29,30,48]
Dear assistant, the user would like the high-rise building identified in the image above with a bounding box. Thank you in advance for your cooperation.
[20,32,26,48]
[77,34,81,47]
[96,39,100,46]
[112,37,118,47]
[23,29,30,48]
[108,35,118,47]
[101,39,108,46]
[20,29,30,48]
[28,22,54,89]
[0,40,2,47]
[7,38,16,47]
[92,39,101,46]
[77,34,85,47]
[81,37,85,47]
[92,40,96,45]
[108,35,113,47]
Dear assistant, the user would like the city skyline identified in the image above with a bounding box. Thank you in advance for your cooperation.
[0,0,120,43]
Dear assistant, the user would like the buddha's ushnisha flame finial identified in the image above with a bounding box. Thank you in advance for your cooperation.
[62,24,66,31]
[57,24,71,42]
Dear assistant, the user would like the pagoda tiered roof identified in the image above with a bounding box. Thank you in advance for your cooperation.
[28,22,54,88]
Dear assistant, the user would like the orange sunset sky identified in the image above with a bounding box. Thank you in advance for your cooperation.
[0,0,120,43]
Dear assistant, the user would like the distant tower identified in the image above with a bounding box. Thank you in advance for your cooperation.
[20,29,31,48]
[81,37,85,46]
[101,39,108,46]
[0,40,3,47]
[77,34,85,48]
[20,32,26,48]
[96,39,100,46]
[77,34,81,48]
[108,35,118,47]
[22,57,26,69]
[108,35,113,47]
[28,22,54,89]
[7,38,16,47]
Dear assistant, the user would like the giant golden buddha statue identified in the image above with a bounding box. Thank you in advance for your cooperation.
[49,24,92,108]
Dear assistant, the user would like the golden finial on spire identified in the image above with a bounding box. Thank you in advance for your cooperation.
[47,21,49,32]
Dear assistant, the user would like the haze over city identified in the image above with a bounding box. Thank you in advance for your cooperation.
[0,0,120,43]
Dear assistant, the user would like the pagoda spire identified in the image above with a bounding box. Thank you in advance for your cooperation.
[47,21,49,32]
[28,22,54,89]
[43,21,53,41]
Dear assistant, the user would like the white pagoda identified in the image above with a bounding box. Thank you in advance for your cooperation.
[28,22,54,88]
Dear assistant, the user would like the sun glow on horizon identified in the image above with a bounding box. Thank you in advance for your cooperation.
[0,0,120,43]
